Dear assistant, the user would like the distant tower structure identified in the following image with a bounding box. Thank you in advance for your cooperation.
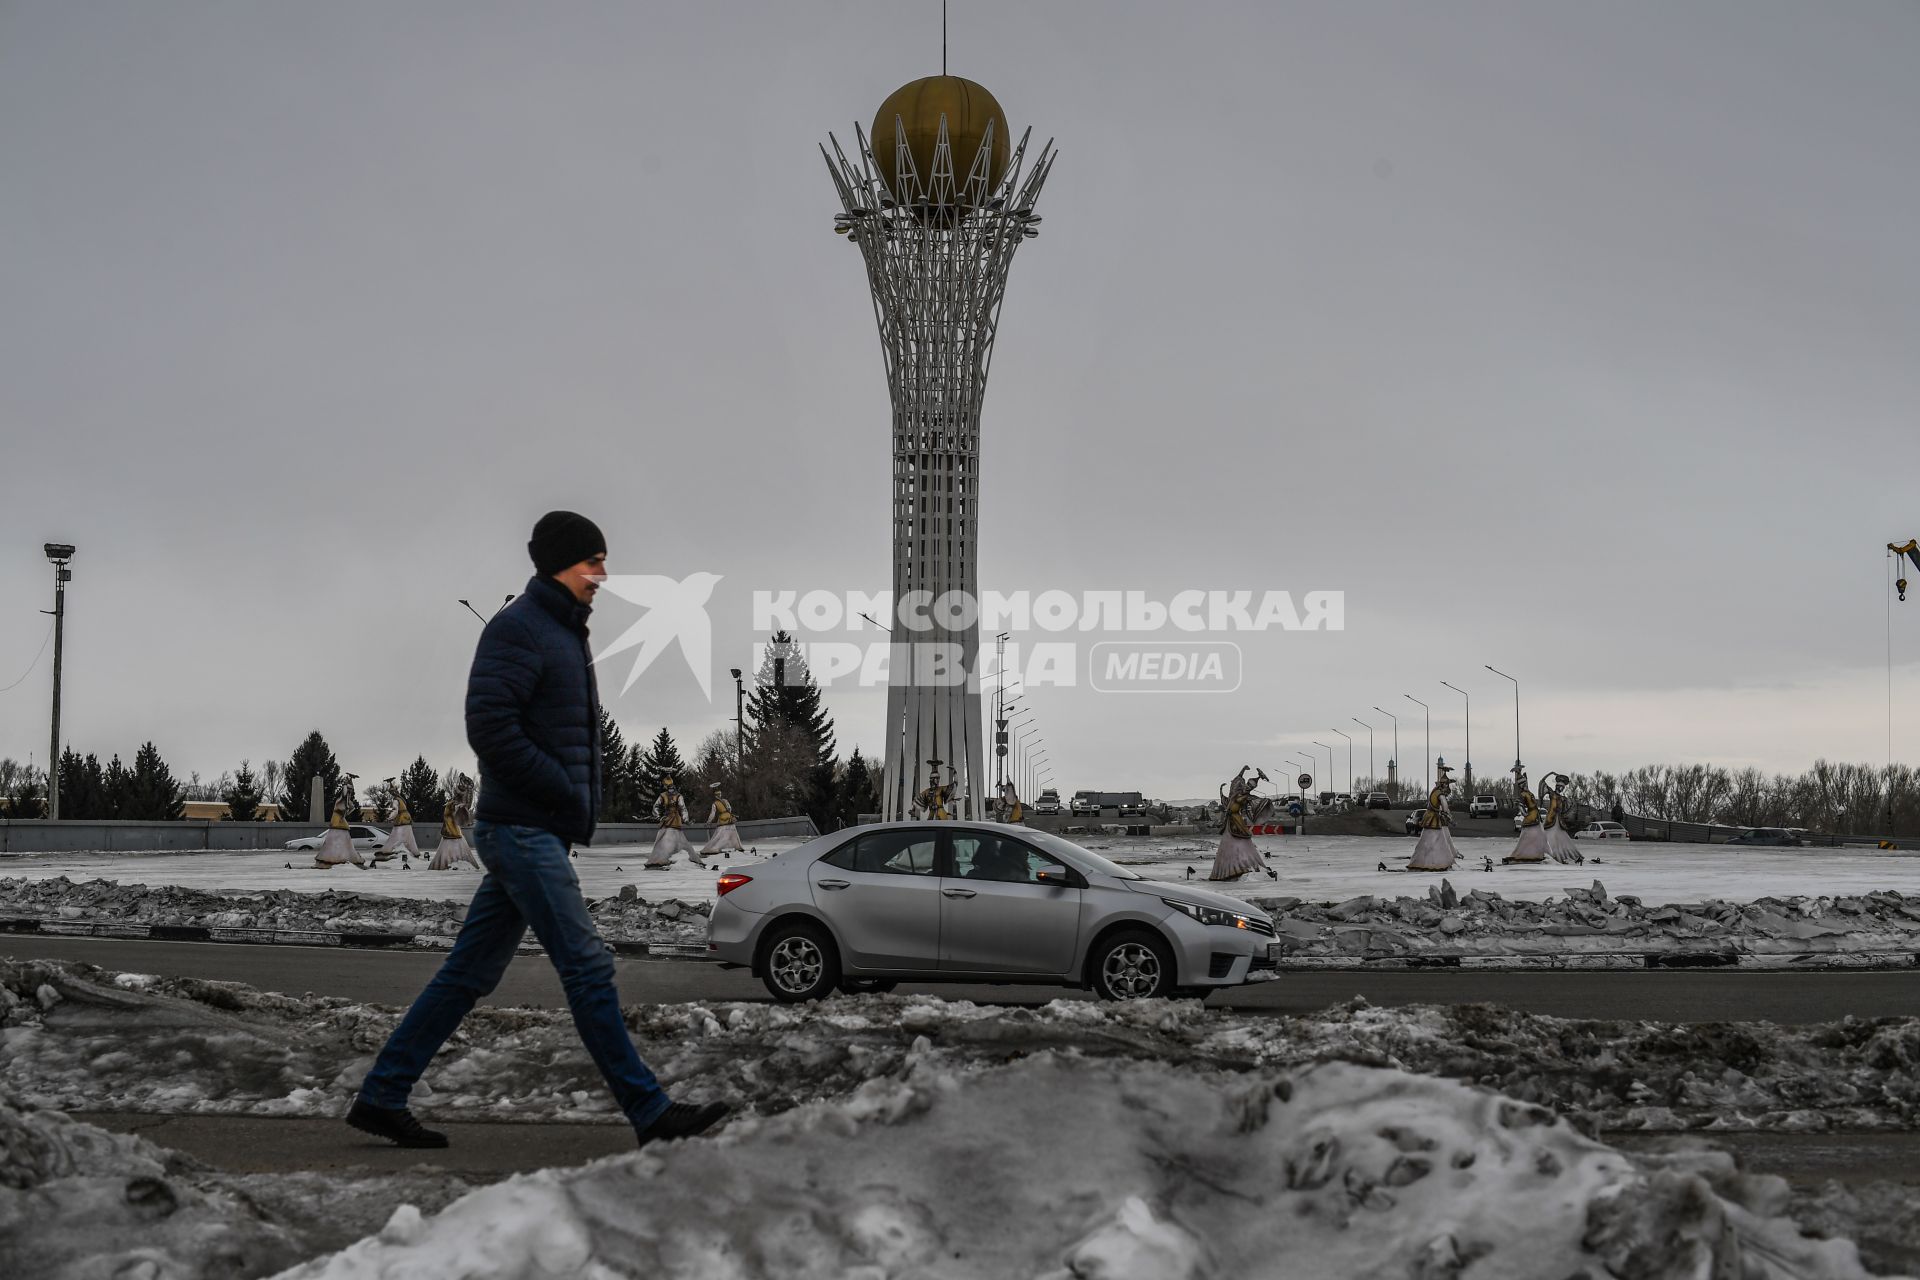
[824,75,1055,821]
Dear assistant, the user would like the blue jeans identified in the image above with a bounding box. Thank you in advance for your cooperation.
[359,821,672,1132]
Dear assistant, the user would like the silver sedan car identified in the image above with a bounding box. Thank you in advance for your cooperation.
[707,821,1277,1002]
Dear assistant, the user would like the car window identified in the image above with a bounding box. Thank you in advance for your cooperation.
[829,829,939,876]
[952,833,1036,884]
[350,826,376,838]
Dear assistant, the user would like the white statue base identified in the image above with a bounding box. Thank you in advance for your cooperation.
[1545,825,1584,864]
[701,824,746,856]
[1208,833,1264,881]
[1405,827,1459,871]
[313,827,365,869]
[1505,825,1548,864]
[646,827,702,869]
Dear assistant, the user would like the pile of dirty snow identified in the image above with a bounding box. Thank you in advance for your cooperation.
[280,1056,1883,1280]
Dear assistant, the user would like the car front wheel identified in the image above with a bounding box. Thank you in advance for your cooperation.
[1089,929,1177,1001]
[759,921,840,1003]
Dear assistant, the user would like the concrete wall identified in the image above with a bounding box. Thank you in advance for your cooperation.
[0,815,818,854]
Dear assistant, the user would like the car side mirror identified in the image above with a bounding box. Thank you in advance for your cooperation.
[1034,863,1071,886]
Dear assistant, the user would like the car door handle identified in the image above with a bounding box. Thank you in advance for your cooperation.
[817,879,850,890]
[941,887,977,898]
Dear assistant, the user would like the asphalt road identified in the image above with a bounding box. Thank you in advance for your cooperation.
[11,934,1920,1024]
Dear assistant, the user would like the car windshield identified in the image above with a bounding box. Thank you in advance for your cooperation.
[1020,828,1142,880]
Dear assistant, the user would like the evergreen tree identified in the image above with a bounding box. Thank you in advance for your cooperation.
[101,755,133,819]
[598,710,642,821]
[12,778,46,818]
[634,727,688,816]
[835,748,877,829]
[123,742,186,820]
[222,761,264,822]
[744,632,837,763]
[396,756,445,823]
[744,631,840,828]
[57,749,91,819]
[277,731,343,823]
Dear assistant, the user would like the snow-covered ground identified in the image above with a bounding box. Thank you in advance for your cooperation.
[5,833,1916,908]
[6,957,1919,1277]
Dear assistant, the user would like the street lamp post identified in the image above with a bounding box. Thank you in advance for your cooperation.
[1487,665,1520,773]
[1311,742,1334,798]
[730,667,745,790]
[1441,681,1471,799]
[1354,717,1374,792]
[1373,707,1399,798]
[1403,695,1430,794]
[42,544,74,820]
[1330,728,1353,796]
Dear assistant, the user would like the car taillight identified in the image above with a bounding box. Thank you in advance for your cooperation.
[717,873,752,897]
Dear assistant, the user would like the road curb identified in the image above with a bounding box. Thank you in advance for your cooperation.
[0,916,714,961]
[1271,950,1920,972]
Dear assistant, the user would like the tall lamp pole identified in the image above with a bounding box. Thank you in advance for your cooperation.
[1311,741,1334,797]
[1441,681,1471,798]
[1373,707,1399,798]
[42,544,75,820]
[1487,665,1520,772]
[1330,728,1353,796]
[1403,695,1430,794]
[1353,717,1374,792]
[730,668,745,790]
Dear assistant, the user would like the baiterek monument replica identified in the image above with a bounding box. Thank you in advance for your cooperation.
[824,74,1054,821]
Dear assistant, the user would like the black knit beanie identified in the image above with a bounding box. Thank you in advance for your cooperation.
[528,511,607,577]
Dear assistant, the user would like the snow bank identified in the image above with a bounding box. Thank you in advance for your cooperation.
[0,875,713,945]
[8,958,1920,1135]
[279,1055,1883,1280]
[0,1095,308,1277]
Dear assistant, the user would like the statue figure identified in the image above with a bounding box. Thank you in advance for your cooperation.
[430,775,479,870]
[1540,772,1584,864]
[645,776,702,868]
[376,777,421,861]
[994,780,1024,824]
[913,758,952,821]
[313,776,367,869]
[700,783,747,858]
[1209,765,1272,880]
[1406,758,1460,871]
[1503,764,1547,864]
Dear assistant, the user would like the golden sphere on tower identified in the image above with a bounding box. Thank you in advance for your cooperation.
[871,75,1011,201]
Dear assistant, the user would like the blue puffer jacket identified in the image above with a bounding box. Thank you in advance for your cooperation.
[466,575,603,845]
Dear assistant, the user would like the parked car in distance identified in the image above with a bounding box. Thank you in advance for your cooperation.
[1577,821,1629,841]
[1070,794,1100,816]
[1468,795,1498,818]
[284,824,387,853]
[1366,792,1389,809]
[1032,788,1061,815]
[1729,827,1803,847]
[1117,802,1147,820]
[708,822,1278,1003]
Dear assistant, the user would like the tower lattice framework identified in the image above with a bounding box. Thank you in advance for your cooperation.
[824,113,1053,821]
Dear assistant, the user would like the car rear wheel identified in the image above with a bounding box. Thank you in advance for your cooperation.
[759,921,840,1003]
[1089,929,1177,1001]
[836,977,898,995]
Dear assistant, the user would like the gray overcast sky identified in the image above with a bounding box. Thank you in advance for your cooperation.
[3,1,1917,800]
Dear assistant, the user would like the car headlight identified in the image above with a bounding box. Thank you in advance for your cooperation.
[1162,897,1258,930]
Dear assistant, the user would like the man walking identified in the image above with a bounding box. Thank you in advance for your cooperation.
[347,511,727,1149]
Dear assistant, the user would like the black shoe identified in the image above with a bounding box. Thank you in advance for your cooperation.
[346,1098,448,1149]
[636,1100,730,1149]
